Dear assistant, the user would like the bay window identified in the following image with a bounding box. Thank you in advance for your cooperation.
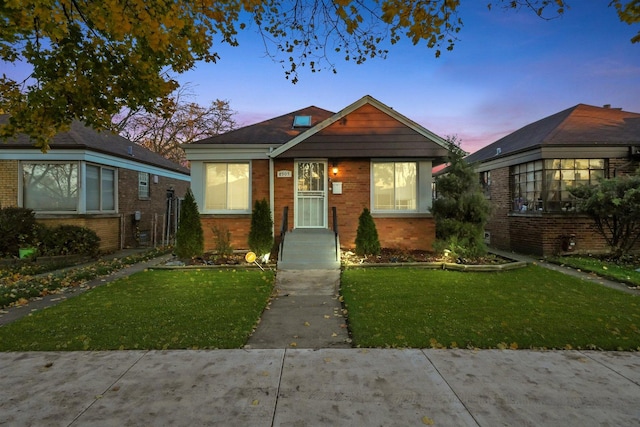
[511,159,606,212]
[22,162,116,213]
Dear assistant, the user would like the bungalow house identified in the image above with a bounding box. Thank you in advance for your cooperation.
[464,103,640,256]
[0,119,190,252]
[184,95,451,262]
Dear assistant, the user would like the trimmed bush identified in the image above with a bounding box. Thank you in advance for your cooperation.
[175,188,204,259]
[355,208,380,256]
[212,225,233,257]
[38,224,101,257]
[0,207,38,257]
[248,199,274,256]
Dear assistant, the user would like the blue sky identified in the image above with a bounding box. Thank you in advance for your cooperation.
[177,2,640,153]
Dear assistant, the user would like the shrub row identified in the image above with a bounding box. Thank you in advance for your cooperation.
[0,207,100,258]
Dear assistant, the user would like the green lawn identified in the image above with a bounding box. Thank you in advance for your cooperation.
[0,269,273,351]
[547,255,640,287]
[341,266,640,350]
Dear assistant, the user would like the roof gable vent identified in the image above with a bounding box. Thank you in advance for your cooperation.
[293,115,312,128]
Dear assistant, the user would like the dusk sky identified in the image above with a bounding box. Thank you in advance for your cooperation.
[177,2,640,154]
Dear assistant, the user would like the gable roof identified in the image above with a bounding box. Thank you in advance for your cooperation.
[0,117,190,175]
[191,106,335,146]
[465,104,640,164]
[270,95,450,160]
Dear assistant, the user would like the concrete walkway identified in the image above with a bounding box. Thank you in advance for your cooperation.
[246,269,351,349]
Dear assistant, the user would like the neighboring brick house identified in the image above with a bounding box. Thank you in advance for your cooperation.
[184,95,451,252]
[464,103,640,256]
[0,119,190,252]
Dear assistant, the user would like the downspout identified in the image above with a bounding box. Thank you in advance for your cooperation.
[269,147,275,238]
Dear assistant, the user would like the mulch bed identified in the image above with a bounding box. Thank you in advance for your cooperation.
[341,248,510,266]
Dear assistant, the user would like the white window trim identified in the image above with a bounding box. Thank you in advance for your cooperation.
[370,160,432,214]
[19,161,118,214]
[85,163,117,213]
[202,161,252,214]
[138,172,150,199]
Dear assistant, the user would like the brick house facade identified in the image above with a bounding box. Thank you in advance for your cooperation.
[185,96,450,253]
[0,119,190,253]
[465,104,640,256]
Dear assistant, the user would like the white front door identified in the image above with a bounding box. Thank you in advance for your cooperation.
[295,160,327,228]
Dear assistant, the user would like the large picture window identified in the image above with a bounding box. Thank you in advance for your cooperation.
[512,159,605,212]
[205,163,250,211]
[372,162,417,211]
[22,162,116,213]
[23,162,79,211]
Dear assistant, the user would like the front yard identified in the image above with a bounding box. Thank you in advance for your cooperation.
[1,262,639,351]
[341,266,640,350]
[0,269,273,351]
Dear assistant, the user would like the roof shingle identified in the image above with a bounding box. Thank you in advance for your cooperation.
[190,106,335,145]
[465,104,640,164]
[0,117,189,175]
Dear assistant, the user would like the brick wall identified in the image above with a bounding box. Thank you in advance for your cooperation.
[201,216,252,251]
[484,166,511,250]
[200,159,271,252]
[0,160,18,207]
[508,215,609,256]
[483,157,639,256]
[273,158,437,251]
[273,159,295,236]
[328,159,370,248]
[118,169,190,248]
[370,217,436,251]
[36,216,121,252]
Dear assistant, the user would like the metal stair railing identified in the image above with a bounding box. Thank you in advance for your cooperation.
[279,206,289,260]
[332,206,339,261]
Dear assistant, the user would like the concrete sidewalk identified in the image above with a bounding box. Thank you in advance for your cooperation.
[1,348,639,426]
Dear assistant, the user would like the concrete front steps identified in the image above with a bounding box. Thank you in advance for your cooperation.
[277,228,340,270]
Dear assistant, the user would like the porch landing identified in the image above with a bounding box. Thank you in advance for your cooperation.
[277,228,340,270]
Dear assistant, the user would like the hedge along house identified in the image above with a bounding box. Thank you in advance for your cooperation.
[0,118,191,252]
[185,95,451,265]
[464,103,640,257]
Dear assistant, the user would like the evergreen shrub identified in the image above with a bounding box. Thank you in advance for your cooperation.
[248,199,274,256]
[175,189,204,259]
[355,208,380,256]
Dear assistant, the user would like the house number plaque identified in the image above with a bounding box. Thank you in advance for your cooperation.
[277,170,292,178]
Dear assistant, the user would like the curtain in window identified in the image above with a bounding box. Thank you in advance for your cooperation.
[373,162,416,211]
[205,163,249,210]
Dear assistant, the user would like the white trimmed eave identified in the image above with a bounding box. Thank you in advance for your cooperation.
[472,145,632,172]
[2,148,190,181]
[185,144,273,161]
[270,95,449,158]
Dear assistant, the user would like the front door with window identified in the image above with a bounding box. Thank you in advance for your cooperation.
[295,161,327,228]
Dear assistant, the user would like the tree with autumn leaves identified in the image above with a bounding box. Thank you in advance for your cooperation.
[113,85,237,165]
[1,1,638,150]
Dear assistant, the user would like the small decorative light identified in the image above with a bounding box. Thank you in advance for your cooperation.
[332,165,339,176]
